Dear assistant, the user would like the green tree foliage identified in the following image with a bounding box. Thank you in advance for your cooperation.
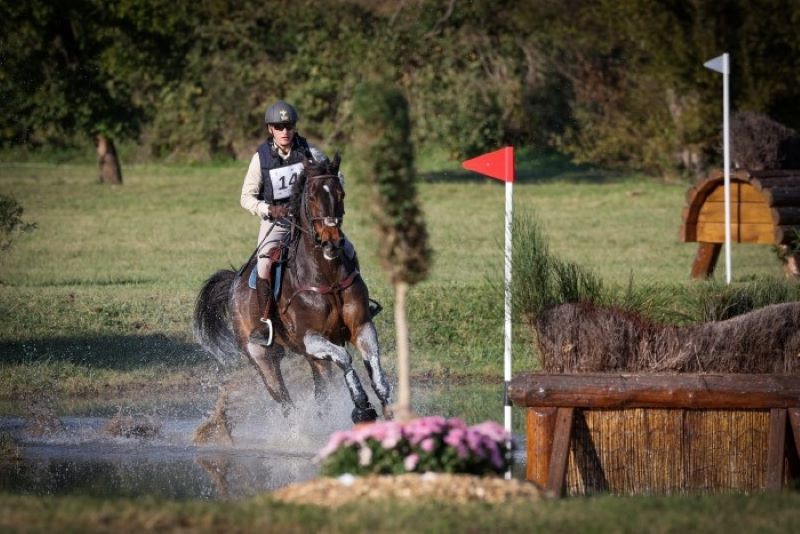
[3,0,800,172]
[530,0,800,175]
[0,0,142,146]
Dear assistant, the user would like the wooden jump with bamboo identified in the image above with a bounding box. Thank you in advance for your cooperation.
[509,373,800,496]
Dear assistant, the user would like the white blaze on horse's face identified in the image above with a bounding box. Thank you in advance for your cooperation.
[321,185,338,226]
[310,178,344,261]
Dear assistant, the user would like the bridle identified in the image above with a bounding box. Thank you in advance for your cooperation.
[298,173,344,249]
[280,171,360,314]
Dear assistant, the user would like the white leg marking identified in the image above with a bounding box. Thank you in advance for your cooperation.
[304,331,369,409]
[303,331,351,367]
[356,322,392,404]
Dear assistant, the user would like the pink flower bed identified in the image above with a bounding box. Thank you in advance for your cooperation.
[317,416,511,477]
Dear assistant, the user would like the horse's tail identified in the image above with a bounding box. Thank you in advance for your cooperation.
[193,269,243,366]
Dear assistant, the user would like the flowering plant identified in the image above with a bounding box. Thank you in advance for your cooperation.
[316,416,511,477]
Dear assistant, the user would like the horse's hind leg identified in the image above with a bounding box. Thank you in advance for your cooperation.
[303,331,377,423]
[247,342,294,418]
[353,322,392,418]
[306,358,334,418]
[306,358,333,403]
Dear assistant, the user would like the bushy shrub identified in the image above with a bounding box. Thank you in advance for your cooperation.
[317,417,510,477]
[0,194,36,252]
[730,112,800,170]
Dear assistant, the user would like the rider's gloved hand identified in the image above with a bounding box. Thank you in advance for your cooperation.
[267,204,290,220]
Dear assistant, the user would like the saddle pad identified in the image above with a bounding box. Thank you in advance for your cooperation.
[248,264,283,300]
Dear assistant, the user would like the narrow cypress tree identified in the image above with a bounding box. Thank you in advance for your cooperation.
[351,82,431,420]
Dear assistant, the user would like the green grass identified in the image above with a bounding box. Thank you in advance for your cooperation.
[0,157,793,399]
[1,491,799,532]
[2,155,799,528]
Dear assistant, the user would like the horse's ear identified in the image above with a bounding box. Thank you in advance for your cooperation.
[332,152,341,173]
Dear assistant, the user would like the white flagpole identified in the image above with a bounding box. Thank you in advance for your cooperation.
[704,53,732,284]
[722,54,732,284]
[503,151,513,479]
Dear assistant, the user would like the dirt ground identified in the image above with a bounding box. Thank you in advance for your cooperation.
[271,473,543,507]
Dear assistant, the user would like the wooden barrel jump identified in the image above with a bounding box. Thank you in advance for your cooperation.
[680,169,800,278]
[509,373,800,496]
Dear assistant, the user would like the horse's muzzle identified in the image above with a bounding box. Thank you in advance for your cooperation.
[322,240,342,261]
[317,229,344,261]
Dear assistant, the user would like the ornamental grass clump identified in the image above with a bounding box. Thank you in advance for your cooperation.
[316,417,510,477]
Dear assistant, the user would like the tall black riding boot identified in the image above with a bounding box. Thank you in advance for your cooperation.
[249,272,274,346]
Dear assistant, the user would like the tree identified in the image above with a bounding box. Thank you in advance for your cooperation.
[351,82,431,421]
[0,0,204,177]
[0,0,142,182]
[525,0,800,176]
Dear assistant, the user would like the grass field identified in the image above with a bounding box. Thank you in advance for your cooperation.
[1,154,799,531]
[1,490,799,532]
[0,155,791,398]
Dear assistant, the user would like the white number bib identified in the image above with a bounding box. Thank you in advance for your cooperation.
[269,162,304,200]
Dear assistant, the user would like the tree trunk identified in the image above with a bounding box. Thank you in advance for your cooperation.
[96,134,123,185]
[393,280,414,421]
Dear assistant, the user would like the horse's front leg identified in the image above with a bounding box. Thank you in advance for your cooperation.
[247,342,294,418]
[303,331,377,423]
[353,321,393,419]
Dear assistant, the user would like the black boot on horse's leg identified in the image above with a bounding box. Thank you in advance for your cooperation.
[344,368,378,423]
[249,263,275,346]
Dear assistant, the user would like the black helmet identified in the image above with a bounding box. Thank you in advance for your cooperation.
[265,101,299,124]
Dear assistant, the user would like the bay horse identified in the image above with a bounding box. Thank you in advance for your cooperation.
[193,154,392,425]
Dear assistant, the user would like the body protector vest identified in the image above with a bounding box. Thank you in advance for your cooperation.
[257,135,313,203]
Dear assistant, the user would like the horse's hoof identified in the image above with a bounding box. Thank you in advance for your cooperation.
[368,299,382,319]
[351,406,378,424]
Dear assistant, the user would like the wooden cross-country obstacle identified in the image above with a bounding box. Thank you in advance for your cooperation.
[508,373,800,496]
[680,169,800,278]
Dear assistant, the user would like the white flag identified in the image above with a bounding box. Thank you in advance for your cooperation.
[704,54,729,74]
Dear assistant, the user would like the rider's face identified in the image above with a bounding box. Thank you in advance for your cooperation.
[268,123,296,152]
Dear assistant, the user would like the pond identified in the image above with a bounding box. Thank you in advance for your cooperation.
[0,377,528,500]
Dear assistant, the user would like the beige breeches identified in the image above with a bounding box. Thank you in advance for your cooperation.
[256,219,290,278]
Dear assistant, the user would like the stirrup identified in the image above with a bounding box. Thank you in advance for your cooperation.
[249,319,273,347]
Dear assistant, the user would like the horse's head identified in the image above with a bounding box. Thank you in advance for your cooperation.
[296,153,345,261]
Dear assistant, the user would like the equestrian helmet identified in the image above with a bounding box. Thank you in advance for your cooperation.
[265,101,299,125]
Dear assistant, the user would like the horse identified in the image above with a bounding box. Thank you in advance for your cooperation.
[193,154,392,427]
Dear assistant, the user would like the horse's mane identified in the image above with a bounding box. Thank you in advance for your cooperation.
[287,155,341,260]
[288,155,340,220]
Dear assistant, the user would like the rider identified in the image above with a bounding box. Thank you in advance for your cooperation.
[240,100,355,346]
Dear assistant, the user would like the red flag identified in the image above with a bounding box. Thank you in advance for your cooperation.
[462,146,515,183]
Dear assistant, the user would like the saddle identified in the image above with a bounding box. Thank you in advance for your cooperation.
[239,241,382,319]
